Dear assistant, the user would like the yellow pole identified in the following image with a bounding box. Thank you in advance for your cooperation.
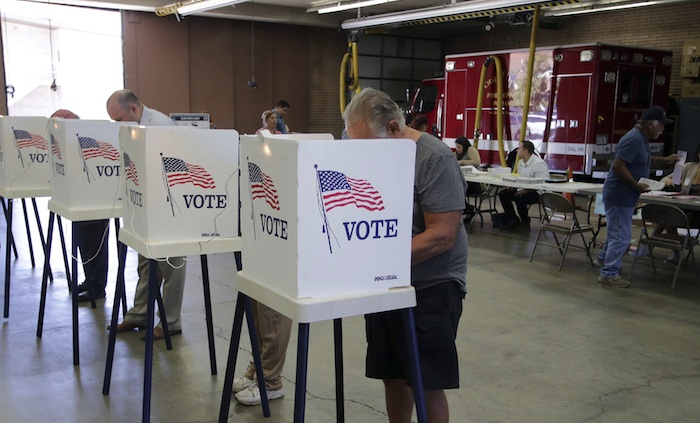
[340,37,362,115]
[513,5,540,173]
[518,5,541,144]
[339,51,349,114]
[474,56,507,167]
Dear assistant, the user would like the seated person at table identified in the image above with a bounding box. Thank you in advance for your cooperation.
[662,145,700,195]
[498,140,551,232]
[653,145,700,263]
[455,136,481,167]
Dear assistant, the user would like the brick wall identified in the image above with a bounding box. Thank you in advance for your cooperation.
[307,28,347,137]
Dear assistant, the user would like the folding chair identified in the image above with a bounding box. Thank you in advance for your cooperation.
[628,204,698,288]
[529,192,594,270]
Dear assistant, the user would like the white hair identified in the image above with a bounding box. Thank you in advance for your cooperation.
[343,88,405,137]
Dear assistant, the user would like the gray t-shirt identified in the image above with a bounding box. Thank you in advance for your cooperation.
[411,133,468,292]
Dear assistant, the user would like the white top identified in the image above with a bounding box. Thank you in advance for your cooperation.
[517,154,550,179]
[139,105,176,127]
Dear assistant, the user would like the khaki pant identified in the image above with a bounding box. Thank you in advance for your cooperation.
[124,254,187,331]
[243,300,292,391]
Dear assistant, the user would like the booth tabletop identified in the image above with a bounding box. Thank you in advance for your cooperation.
[235,271,417,323]
[118,229,242,258]
[0,186,50,199]
[48,199,123,222]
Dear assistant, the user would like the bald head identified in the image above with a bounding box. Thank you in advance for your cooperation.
[106,89,143,123]
[51,109,79,119]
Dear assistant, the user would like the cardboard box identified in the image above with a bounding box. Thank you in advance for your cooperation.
[0,116,51,198]
[119,126,239,251]
[48,119,132,220]
[240,132,415,299]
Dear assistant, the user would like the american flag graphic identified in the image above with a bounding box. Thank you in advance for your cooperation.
[78,136,120,161]
[124,153,139,186]
[163,157,216,189]
[318,170,384,212]
[50,134,62,159]
[248,162,280,210]
[13,129,47,150]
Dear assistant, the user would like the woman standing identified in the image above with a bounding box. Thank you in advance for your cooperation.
[256,110,282,134]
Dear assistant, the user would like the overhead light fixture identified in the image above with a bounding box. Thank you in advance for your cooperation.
[341,0,549,30]
[544,0,686,17]
[176,0,249,17]
[317,0,399,14]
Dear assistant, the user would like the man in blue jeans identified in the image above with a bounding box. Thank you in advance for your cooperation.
[596,105,678,288]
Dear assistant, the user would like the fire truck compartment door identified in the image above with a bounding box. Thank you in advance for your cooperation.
[550,75,592,155]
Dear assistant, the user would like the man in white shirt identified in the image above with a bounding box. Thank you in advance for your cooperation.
[498,140,551,232]
[106,89,186,340]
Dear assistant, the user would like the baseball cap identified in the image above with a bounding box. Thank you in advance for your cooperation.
[640,105,673,124]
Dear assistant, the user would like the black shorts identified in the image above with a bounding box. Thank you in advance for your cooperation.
[365,281,464,390]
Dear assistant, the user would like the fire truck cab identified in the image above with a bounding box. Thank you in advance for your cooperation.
[410,43,673,177]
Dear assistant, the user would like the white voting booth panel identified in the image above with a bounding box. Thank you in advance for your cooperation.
[48,119,133,221]
[240,133,416,299]
[0,116,51,198]
[119,126,240,258]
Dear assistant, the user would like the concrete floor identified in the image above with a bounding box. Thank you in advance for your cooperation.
[1,198,700,423]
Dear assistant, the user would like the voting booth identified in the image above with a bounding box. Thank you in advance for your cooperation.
[48,119,133,220]
[240,132,416,299]
[118,126,240,257]
[0,116,51,198]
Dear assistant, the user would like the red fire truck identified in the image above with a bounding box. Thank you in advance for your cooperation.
[409,43,673,177]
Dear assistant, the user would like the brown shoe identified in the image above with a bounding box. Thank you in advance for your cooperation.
[142,326,183,340]
[597,274,631,288]
[106,321,146,332]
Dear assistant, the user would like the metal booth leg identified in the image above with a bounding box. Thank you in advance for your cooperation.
[32,198,53,282]
[103,241,128,395]
[1,196,18,259]
[36,212,56,337]
[293,322,311,423]
[334,318,345,423]
[402,308,427,423]
[56,216,72,290]
[20,199,35,268]
[3,199,13,318]
[218,291,269,422]
[245,297,271,417]
[142,259,158,423]
[112,218,127,315]
[71,222,80,365]
[200,254,217,375]
[218,291,248,422]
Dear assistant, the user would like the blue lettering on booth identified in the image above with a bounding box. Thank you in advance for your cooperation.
[183,194,227,209]
[342,219,398,241]
[96,165,120,177]
[259,213,288,240]
[29,153,48,163]
[129,189,143,207]
[54,163,65,175]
